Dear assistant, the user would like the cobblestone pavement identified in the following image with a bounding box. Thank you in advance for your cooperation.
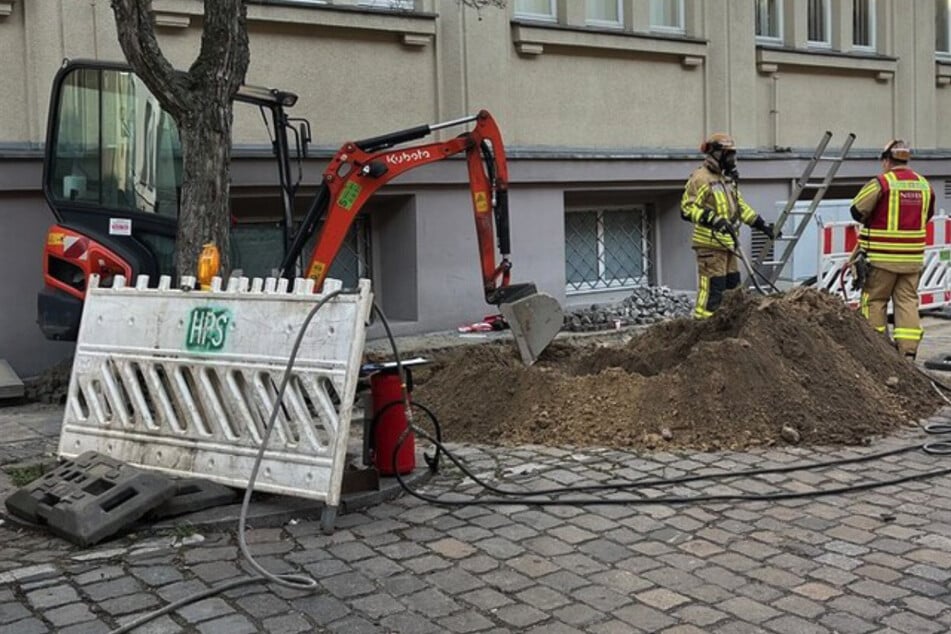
[4,318,951,633]
[4,406,951,633]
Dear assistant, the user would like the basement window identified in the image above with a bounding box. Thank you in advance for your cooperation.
[565,205,652,294]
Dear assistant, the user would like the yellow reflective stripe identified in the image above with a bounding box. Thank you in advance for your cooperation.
[866,253,925,263]
[860,291,870,318]
[921,177,932,226]
[852,180,880,208]
[875,326,887,333]
[695,275,712,319]
[692,227,735,249]
[893,327,923,341]
[861,228,926,238]
[858,240,926,252]
[682,183,708,222]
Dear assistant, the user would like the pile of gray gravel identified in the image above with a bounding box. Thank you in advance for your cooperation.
[564,285,693,332]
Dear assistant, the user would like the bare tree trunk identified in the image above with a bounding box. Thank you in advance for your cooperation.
[177,105,235,276]
[111,0,248,280]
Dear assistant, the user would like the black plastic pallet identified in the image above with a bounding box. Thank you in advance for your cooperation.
[4,451,175,546]
[148,478,238,520]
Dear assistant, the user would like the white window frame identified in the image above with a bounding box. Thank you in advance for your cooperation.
[564,205,651,295]
[649,0,685,35]
[359,0,416,9]
[755,0,784,45]
[585,0,623,29]
[852,0,876,51]
[807,0,832,48]
[938,0,951,57]
[514,0,557,22]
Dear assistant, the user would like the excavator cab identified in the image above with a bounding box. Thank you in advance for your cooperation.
[38,59,306,341]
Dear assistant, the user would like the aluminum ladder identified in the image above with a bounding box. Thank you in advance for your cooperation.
[750,131,856,288]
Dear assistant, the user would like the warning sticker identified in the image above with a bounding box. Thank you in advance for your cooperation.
[308,261,326,281]
[337,182,362,211]
[474,191,489,213]
[109,218,132,236]
[47,232,65,247]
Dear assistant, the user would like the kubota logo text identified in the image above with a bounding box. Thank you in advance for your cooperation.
[386,149,431,165]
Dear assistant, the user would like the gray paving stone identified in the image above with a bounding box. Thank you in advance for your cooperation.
[327,614,381,633]
[505,554,559,579]
[59,621,111,634]
[73,565,126,585]
[719,596,781,623]
[0,602,31,625]
[26,583,80,609]
[320,571,376,599]
[881,611,945,634]
[378,573,428,597]
[195,613,258,634]
[764,614,831,634]
[819,611,876,634]
[771,595,825,619]
[615,603,676,631]
[292,594,350,626]
[438,610,496,633]
[262,612,312,634]
[129,565,184,586]
[495,602,547,628]
[176,597,235,623]
[379,610,441,634]
[98,592,161,616]
[673,604,729,627]
[84,577,145,602]
[537,569,589,593]
[552,601,605,626]
[403,588,460,618]
[1,617,48,634]
[351,592,404,619]
[516,585,570,610]
[350,555,406,579]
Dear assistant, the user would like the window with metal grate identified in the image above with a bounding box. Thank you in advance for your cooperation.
[564,205,653,293]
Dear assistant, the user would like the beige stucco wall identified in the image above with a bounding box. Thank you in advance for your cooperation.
[2,0,950,153]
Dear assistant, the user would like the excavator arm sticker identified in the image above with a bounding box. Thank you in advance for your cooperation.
[338,182,362,211]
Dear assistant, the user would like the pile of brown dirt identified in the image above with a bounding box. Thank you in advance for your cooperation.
[411,288,943,451]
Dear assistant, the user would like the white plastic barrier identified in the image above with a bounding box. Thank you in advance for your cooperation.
[57,273,372,529]
[816,216,951,310]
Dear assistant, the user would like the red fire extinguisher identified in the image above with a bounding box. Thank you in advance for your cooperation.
[369,369,416,475]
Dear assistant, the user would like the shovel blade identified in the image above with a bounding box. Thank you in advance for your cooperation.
[499,291,563,366]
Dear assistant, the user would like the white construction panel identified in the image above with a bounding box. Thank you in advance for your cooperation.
[58,274,372,508]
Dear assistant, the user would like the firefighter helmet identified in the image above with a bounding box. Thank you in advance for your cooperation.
[701,133,736,155]
[880,139,911,163]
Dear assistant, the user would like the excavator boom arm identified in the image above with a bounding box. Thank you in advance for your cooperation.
[283,111,513,303]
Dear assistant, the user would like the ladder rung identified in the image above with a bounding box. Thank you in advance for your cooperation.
[816,156,844,162]
[761,260,784,266]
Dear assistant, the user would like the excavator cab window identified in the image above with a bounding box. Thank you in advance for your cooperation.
[48,67,183,218]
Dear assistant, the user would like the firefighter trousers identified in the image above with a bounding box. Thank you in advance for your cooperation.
[694,248,740,319]
[860,266,922,358]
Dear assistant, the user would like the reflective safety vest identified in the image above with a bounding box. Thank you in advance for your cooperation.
[859,168,933,266]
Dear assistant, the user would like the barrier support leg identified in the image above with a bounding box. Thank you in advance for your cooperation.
[321,505,338,535]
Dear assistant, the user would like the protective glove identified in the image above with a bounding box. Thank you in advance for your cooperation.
[753,217,781,241]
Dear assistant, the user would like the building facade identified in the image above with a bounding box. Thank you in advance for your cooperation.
[3,0,951,376]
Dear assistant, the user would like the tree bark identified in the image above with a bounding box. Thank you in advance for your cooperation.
[111,0,249,280]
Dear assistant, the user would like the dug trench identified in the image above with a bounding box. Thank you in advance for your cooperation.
[408,288,945,452]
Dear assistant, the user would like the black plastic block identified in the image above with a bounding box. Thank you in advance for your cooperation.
[4,451,174,546]
[925,355,951,372]
[147,478,238,520]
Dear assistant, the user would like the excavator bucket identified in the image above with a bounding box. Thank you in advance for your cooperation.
[499,291,563,366]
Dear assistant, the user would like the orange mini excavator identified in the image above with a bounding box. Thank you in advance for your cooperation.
[38,60,561,364]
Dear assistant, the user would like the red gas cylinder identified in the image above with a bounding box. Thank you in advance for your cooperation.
[370,370,416,475]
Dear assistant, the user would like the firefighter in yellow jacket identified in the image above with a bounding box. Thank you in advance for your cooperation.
[681,133,777,319]
[850,139,935,359]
